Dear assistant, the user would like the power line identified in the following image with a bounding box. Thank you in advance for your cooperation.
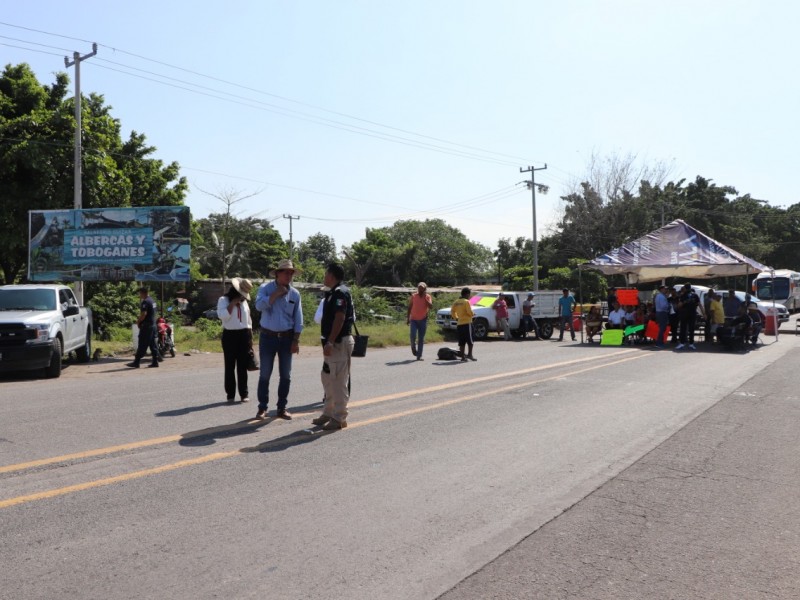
[0,21,543,167]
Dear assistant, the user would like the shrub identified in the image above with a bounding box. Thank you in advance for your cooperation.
[194,317,223,340]
[86,282,139,332]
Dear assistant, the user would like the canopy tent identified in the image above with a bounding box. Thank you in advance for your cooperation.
[581,219,771,284]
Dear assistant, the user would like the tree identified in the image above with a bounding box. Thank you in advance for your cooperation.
[193,212,285,281]
[297,233,337,264]
[296,233,338,283]
[0,63,187,283]
[343,219,494,286]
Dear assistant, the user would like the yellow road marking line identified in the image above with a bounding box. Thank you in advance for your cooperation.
[0,350,636,475]
[0,352,650,509]
[352,353,649,427]
[0,452,235,509]
[350,350,638,408]
[0,435,182,474]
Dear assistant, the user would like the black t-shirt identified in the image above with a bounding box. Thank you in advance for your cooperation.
[321,284,354,343]
[140,296,157,329]
[678,291,700,318]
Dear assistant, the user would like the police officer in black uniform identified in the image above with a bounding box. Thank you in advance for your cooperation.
[128,286,160,368]
[312,263,355,430]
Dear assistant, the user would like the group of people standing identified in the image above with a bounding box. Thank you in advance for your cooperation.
[217,259,355,431]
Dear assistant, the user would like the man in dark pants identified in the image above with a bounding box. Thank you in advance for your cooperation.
[676,284,700,350]
[128,287,159,368]
[654,284,671,347]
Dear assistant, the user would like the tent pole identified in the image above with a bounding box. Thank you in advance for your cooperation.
[578,266,584,343]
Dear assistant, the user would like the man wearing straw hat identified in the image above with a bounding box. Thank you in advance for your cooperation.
[254,259,304,420]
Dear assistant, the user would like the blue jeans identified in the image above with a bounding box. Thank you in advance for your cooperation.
[409,319,428,357]
[257,333,293,411]
[558,315,575,339]
[522,315,539,337]
[655,311,669,345]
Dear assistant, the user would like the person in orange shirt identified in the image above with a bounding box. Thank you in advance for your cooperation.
[407,282,433,360]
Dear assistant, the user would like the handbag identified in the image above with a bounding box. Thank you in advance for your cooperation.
[247,348,259,371]
[246,329,259,371]
[351,322,368,357]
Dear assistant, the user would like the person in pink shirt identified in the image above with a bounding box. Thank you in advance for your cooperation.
[493,293,512,340]
[407,282,433,360]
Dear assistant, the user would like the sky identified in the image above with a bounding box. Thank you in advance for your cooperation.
[3,1,798,254]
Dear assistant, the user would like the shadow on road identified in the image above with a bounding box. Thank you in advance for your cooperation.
[179,417,274,447]
[156,401,238,417]
[239,428,334,454]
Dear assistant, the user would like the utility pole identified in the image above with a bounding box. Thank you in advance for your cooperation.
[64,43,97,304]
[282,214,300,260]
[519,164,547,291]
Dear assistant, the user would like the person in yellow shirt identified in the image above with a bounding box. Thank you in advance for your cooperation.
[450,287,477,362]
[708,291,725,341]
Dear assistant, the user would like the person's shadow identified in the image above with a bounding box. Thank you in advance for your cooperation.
[240,428,334,453]
[156,401,233,417]
[179,417,274,447]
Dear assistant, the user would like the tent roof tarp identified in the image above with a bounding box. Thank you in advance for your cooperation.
[582,219,770,283]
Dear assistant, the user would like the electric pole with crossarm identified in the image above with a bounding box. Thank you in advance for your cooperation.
[519,164,548,291]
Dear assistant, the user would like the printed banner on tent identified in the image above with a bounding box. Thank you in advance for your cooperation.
[28,207,191,282]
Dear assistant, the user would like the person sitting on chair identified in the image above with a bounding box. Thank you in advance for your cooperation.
[585,305,602,342]
[747,302,762,345]
[606,300,626,329]
[730,304,753,336]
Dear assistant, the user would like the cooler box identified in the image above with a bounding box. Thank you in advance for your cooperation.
[645,320,670,342]
[764,308,778,336]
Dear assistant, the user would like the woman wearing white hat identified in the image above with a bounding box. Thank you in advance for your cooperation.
[218,277,254,404]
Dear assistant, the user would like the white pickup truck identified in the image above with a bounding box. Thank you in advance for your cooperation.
[436,290,564,340]
[0,284,93,378]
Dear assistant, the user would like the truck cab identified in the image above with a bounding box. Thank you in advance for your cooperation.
[0,285,93,378]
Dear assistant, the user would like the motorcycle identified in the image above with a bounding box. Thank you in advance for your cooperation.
[156,317,176,358]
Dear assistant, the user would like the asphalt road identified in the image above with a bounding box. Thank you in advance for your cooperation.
[1,328,798,599]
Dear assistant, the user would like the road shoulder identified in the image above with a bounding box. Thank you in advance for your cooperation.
[440,347,800,599]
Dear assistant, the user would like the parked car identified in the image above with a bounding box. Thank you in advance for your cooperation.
[672,284,789,325]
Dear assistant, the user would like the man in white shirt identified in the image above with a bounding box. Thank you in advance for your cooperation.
[606,300,626,329]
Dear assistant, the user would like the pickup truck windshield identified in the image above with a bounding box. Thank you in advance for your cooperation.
[0,289,57,311]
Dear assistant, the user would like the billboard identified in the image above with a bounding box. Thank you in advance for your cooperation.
[28,207,191,282]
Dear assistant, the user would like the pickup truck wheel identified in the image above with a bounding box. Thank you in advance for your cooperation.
[472,318,489,341]
[75,330,91,363]
[538,321,554,339]
[45,337,62,378]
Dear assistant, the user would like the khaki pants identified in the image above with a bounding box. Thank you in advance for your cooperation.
[321,335,355,422]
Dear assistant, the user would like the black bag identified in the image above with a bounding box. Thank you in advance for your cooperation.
[246,348,259,371]
[437,347,460,361]
[351,322,368,358]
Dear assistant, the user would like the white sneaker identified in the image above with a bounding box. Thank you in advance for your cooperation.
[689,344,697,350]
[675,343,685,350]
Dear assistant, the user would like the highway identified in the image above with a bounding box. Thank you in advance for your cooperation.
[1,332,797,599]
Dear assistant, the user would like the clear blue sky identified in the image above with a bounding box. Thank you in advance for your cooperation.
[3,1,798,252]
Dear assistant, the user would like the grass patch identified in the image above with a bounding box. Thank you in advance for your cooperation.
[93,319,457,356]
